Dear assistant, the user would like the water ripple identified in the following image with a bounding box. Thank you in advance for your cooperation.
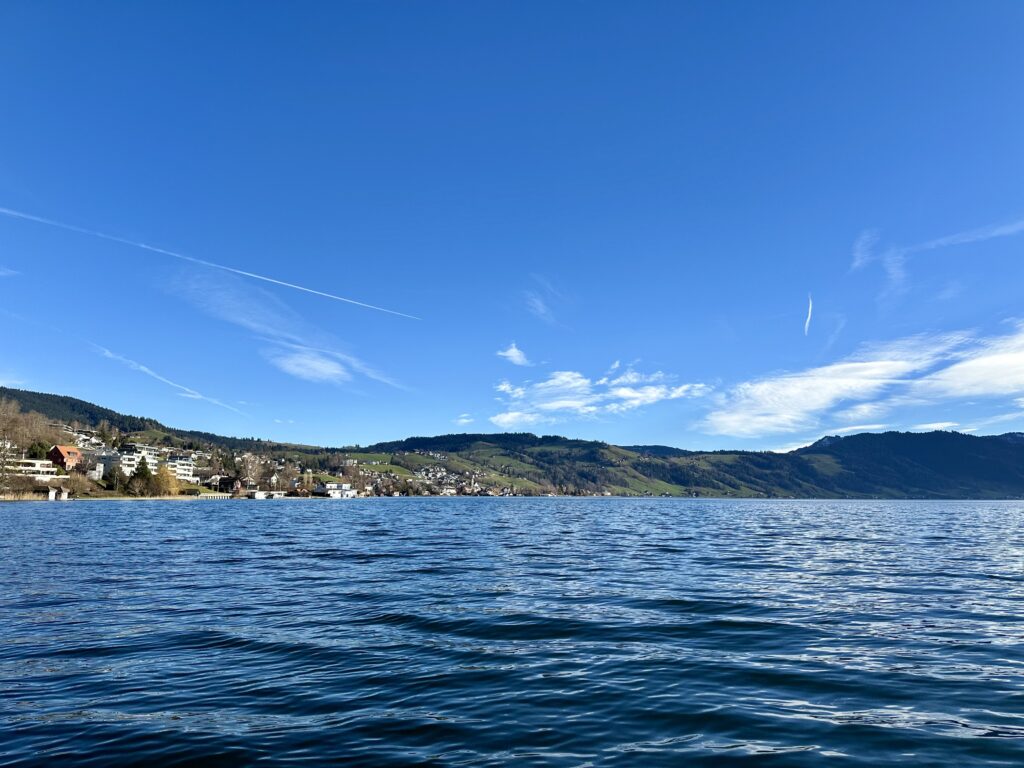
[2,498,1024,765]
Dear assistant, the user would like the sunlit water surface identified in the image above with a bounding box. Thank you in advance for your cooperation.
[2,498,1024,766]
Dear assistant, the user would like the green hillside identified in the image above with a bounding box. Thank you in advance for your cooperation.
[4,387,1024,499]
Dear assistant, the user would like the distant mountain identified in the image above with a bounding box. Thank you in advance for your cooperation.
[793,430,1024,498]
[4,386,1024,498]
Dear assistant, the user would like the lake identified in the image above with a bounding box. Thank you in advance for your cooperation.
[2,498,1023,766]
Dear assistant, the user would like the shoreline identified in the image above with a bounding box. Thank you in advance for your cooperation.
[4,494,1024,503]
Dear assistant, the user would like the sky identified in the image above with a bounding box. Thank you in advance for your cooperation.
[1,1,1023,451]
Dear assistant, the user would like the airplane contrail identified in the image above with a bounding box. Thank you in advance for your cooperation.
[804,293,813,336]
[0,206,420,320]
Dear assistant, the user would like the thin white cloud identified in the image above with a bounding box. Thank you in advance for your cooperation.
[264,348,351,384]
[704,325,1024,438]
[173,275,399,388]
[913,219,1024,252]
[96,345,243,414]
[851,215,1024,297]
[524,274,562,324]
[490,411,547,429]
[913,421,958,431]
[525,292,554,323]
[704,360,915,437]
[834,401,892,423]
[496,380,526,399]
[850,230,879,270]
[703,334,967,437]
[769,442,815,454]
[453,414,474,426]
[490,366,709,428]
[935,281,963,301]
[913,324,1024,398]
[824,314,847,351]
[0,206,419,319]
[831,423,890,434]
[0,267,17,277]
[804,293,813,336]
[497,342,531,366]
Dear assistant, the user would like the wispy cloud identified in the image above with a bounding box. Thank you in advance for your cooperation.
[912,323,1024,398]
[913,421,958,431]
[803,294,813,336]
[705,324,1024,438]
[497,342,531,366]
[95,345,243,414]
[0,206,419,319]
[172,274,399,389]
[496,380,527,398]
[831,423,890,434]
[524,274,562,324]
[935,281,963,301]
[453,414,474,426]
[490,366,709,429]
[834,401,892,423]
[0,267,17,277]
[824,314,847,351]
[851,215,1024,297]
[263,347,351,384]
[703,333,968,437]
[525,292,554,323]
[850,230,879,270]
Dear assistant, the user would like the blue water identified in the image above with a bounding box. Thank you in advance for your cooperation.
[2,499,1024,766]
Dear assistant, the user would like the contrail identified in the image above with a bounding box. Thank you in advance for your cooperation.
[0,206,420,320]
[804,293,813,336]
[93,344,246,414]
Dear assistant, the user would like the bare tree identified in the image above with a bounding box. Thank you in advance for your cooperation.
[238,453,262,488]
[0,398,22,492]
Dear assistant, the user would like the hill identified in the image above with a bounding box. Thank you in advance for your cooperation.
[4,387,1024,498]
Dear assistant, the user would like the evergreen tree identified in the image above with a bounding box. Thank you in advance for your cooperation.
[126,457,154,496]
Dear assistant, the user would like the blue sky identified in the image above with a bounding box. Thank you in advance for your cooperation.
[1,1,1023,450]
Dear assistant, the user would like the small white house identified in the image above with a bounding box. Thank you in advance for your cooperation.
[314,481,357,499]
[9,459,60,481]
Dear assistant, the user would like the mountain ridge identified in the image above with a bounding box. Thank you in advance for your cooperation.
[3,386,1024,499]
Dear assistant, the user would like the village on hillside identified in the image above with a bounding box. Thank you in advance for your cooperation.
[0,405,529,502]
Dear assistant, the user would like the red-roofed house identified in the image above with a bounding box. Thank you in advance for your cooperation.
[48,445,83,471]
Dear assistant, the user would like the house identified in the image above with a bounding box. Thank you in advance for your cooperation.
[213,476,242,494]
[83,449,120,481]
[163,455,197,483]
[117,444,163,477]
[6,458,59,481]
[314,481,357,499]
[48,445,83,471]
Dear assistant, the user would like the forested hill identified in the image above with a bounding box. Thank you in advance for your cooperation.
[0,386,336,454]
[4,386,1024,498]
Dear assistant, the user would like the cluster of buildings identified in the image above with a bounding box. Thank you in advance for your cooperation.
[3,442,200,484]
[5,421,544,499]
[411,463,484,495]
[2,421,206,487]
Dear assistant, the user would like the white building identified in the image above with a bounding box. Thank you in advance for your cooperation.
[117,444,163,477]
[162,456,197,483]
[315,481,357,499]
[6,458,60,481]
